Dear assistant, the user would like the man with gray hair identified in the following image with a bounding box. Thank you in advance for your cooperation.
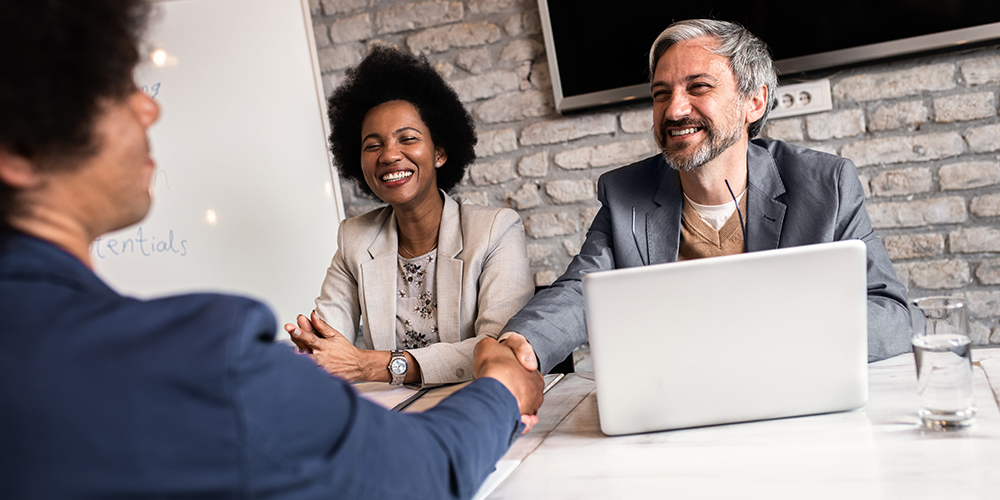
[499,19,910,373]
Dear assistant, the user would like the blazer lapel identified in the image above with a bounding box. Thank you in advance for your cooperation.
[435,194,463,344]
[647,168,684,265]
[361,212,399,350]
[746,143,786,252]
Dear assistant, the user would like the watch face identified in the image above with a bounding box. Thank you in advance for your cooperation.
[390,357,407,375]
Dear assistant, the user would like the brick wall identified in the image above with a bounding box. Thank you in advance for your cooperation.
[309,0,1000,346]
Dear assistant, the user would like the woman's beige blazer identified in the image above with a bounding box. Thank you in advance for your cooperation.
[314,193,534,386]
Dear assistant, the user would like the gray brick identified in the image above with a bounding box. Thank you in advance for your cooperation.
[376,2,463,35]
[553,140,654,170]
[503,14,523,37]
[882,233,944,259]
[908,259,970,289]
[457,189,489,206]
[840,132,964,166]
[309,0,321,14]
[521,9,542,35]
[960,55,1000,85]
[450,71,520,102]
[970,321,992,345]
[869,101,928,131]
[763,117,804,142]
[526,243,554,264]
[435,60,454,78]
[562,238,583,257]
[321,0,369,16]
[517,152,548,177]
[500,39,545,62]
[806,109,865,140]
[870,167,932,196]
[468,0,524,14]
[474,128,518,158]
[859,174,871,198]
[961,291,1000,319]
[534,270,557,287]
[546,179,595,204]
[469,159,514,185]
[971,193,1000,216]
[867,197,967,228]
[525,211,578,238]
[519,114,617,145]
[581,206,601,229]
[508,182,541,209]
[318,44,365,72]
[475,90,551,123]
[949,226,1000,253]
[500,39,544,62]
[976,257,1000,285]
[939,161,1000,190]
[833,63,956,101]
[406,22,502,54]
[330,14,372,44]
[528,60,550,91]
[620,109,653,134]
[455,47,492,75]
[933,92,996,122]
[965,123,1000,153]
[314,23,331,48]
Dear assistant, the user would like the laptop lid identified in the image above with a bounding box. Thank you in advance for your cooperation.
[583,240,869,436]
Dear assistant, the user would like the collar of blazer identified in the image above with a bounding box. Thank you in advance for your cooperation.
[645,142,789,264]
[361,191,464,349]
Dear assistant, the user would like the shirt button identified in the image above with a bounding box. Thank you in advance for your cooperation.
[456,368,465,378]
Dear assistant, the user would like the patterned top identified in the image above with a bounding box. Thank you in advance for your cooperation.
[395,248,440,350]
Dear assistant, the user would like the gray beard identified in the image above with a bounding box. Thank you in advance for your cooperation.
[657,121,742,172]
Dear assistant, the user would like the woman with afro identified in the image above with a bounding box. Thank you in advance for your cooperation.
[286,46,533,387]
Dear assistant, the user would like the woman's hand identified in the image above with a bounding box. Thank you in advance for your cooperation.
[284,311,366,381]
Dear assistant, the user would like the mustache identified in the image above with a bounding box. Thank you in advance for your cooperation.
[659,118,708,130]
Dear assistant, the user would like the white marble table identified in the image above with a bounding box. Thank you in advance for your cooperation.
[488,348,1000,500]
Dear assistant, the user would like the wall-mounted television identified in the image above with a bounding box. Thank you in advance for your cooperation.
[538,0,1000,113]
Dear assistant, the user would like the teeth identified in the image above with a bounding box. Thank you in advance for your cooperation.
[670,127,699,136]
[382,171,412,182]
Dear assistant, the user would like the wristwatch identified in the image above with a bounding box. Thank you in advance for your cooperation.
[388,350,408,386]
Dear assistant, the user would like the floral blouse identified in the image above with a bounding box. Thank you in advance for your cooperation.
[395,249,440,350]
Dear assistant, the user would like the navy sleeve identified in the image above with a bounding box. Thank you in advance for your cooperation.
[228,301,521,500]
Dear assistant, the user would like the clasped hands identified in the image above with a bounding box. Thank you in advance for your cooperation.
[284,313,544,432]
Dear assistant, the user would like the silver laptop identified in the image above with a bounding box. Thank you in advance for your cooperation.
[583,240,869,436]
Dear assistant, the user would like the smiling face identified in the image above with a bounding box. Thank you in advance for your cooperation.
[651,37,751,172]
[360,100,445,211]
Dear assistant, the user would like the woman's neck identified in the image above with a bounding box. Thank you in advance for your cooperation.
[394,191,444,257]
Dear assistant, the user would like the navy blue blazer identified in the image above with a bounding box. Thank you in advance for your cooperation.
[506,139,912,373]
[0,231,521,499]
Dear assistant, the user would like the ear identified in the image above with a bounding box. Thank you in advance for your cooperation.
[745,85,768,125]
[0,148,43,190]
[434,147,448,169]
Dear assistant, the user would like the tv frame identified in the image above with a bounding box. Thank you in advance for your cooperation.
[537,0,1000,113]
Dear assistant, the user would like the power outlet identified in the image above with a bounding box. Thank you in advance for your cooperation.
[768,79,832,119]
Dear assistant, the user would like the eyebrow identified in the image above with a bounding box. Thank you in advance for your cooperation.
[362,126,422,143]
[651,73,719,88]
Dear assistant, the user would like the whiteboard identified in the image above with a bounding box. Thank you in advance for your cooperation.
[92,0,345,330]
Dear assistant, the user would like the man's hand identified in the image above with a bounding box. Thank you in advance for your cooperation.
[285,312,365,381]
[499,332,538,372]
[474,337,543,432]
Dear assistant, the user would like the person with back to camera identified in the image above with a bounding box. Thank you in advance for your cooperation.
[284,46,535,388]
[0,1,542,498]
[499,19,912,375]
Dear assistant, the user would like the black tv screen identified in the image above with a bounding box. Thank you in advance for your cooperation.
[540,0,1000,112]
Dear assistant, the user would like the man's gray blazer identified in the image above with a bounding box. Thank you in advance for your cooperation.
[504,138,912,373]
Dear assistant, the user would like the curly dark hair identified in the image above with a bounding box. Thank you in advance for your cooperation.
[327,45,477,200]
[0,0,149,225]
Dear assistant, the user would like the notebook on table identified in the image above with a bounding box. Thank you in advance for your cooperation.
[583,240,869,436]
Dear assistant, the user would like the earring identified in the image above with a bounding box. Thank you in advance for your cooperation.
[436,161,441,166]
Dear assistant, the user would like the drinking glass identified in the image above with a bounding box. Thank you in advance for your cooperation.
[910,297,976,430]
